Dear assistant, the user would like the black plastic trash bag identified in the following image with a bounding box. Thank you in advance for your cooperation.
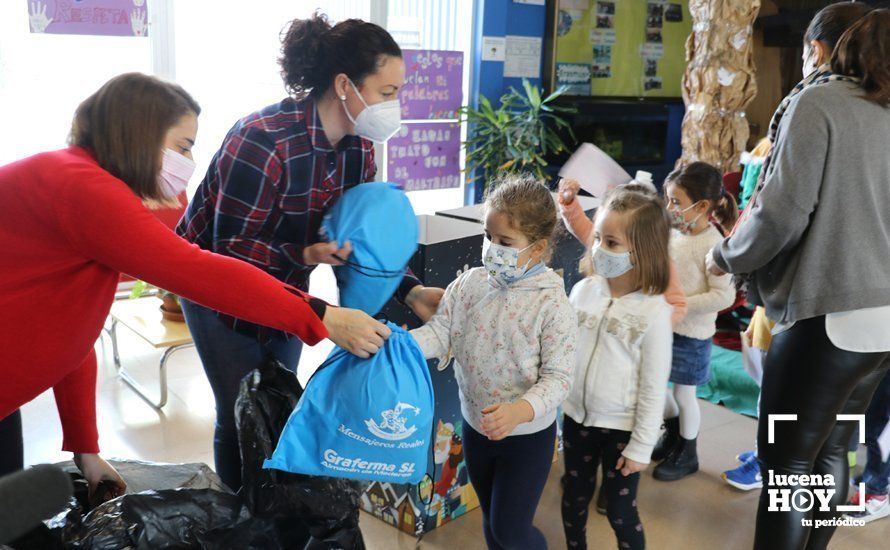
[64,488,289,549]
[235,358,365,550]
[8,462,234,550]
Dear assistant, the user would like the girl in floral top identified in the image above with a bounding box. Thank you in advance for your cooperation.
[412,175,576,550]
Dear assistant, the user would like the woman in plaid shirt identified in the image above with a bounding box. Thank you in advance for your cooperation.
[177,14,444,491]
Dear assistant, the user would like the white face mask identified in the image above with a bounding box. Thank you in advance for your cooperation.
[592,245,633,279]
[341,79,402,142]
[158,148,196,198]
[482,237,534,287]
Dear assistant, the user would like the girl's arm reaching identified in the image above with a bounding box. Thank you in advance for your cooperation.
[623,305,673,464]
[409,274,462,359]
[665,261,688,327]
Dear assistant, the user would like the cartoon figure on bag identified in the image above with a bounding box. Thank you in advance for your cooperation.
[366,402,421,441]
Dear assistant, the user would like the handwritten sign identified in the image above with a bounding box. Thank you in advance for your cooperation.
[387,123,461,192]
[27,0,148,37]
[399,50,464,120]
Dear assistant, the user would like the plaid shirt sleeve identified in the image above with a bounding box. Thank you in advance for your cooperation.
[213,127,306,278]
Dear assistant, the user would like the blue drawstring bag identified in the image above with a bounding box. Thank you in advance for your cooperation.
[264,323,434,485]
[321,182,418,316]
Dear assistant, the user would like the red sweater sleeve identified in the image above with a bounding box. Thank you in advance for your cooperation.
[52,349,100,453]
[53,169,329,345]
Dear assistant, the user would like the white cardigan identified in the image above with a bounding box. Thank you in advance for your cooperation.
[563,275,673,464]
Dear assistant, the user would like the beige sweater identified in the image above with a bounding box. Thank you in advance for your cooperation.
[671,226,735,340]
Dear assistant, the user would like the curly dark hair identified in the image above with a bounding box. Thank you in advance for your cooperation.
[279,12,402,99]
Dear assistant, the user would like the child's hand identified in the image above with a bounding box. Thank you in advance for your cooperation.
[406,286,445,322]
[481,400,535,440]
[706,249,726,276]
[558,178,581,205]
[615,455,647,477]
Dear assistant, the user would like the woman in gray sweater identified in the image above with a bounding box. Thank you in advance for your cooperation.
[708,9,890,549]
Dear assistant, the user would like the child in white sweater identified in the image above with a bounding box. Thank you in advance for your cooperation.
[411,175,576,550]
[562,188,674,550]
[651,162,737,482]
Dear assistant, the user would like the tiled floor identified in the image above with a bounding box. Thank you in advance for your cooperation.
[19,269,890,548]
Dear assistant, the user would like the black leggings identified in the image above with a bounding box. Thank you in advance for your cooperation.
[755,316,890,550]
[562,416,644,550]
[0,410,24,478]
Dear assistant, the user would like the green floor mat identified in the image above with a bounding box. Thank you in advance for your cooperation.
[696,345,760,418]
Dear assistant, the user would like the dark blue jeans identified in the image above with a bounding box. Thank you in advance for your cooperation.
[862,369,890,494]
[0,410,23,478]
[181,299,302,491]
[462,419,555,550]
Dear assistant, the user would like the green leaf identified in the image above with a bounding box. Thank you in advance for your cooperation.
[129,280,148,300]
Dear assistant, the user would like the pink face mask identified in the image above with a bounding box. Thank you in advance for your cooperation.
[158,148,196,198]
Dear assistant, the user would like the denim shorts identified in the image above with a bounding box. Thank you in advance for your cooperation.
[670,333,712,386]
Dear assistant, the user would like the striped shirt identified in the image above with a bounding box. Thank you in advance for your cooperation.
[177,96,421,340]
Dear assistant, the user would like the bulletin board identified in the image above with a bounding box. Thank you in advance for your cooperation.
[545,0,693,98]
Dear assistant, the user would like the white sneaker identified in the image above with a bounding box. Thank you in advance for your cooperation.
[845,493,890,524]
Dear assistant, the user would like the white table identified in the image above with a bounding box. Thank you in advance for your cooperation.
[108,297,194,409]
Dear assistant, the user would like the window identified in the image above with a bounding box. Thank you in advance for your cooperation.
[0,2,153,165]
[173,1,372,193]
[1,1,473,212]
[384,0,473,215]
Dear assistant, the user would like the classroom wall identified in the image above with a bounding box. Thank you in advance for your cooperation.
[472,0,548,107]
[466,0,548,202]
[466,0,687,202]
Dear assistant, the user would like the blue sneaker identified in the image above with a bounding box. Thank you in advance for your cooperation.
[723,455,762,491]
[735,450,755,463]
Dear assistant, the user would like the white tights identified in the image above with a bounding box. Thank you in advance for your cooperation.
[663,384,700,440]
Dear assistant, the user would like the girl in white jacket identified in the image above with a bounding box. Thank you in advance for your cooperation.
[562,188,673,550]
[412,175,576,550]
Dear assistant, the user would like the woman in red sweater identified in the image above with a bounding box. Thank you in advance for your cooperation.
[0,73,391,498]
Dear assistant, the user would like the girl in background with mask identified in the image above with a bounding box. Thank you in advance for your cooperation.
[176,14,443,491]
[412,175,576,550]
[0,73,389,499]
[649,162,736,482]
[561,188,673,550]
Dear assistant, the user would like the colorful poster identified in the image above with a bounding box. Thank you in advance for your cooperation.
[387,123,461,192]
[400,50,464,120]
[551,0,692,97]
[27,0,148,36]
[556,63,591,95]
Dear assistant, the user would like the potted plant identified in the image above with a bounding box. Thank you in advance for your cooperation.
[130,281,184,322]
[459,79,577,193]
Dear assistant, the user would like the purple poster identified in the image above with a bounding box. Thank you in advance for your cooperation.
[388,123,461,192]
[400,50,464,120]
[27,0,149,37]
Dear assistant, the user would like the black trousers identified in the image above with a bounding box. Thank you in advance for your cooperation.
[754,316,890,550]
[0,410,24,478]
[562,416,644,550]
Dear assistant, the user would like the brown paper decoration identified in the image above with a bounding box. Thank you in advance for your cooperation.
[680,0,760,172]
